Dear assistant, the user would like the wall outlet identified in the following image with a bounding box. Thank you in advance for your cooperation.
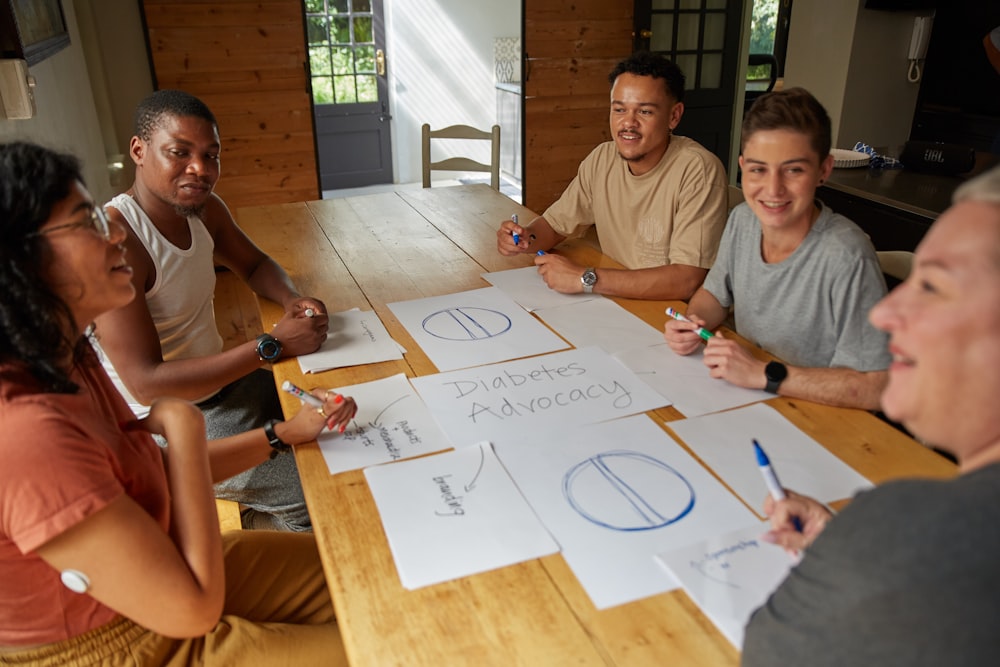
[0,60,36,120]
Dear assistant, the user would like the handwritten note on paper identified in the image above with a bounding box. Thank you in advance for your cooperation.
[297,308,404,374]
[409,346,669,449]
[655,522,796,647]
[534,298,665,356]
[317,374,452,474]
[481,266,602,312]
[666,402,874,508]
[363,441,560,590]
[387,286,569,372]
[494,414,757,610]
[613,344,772,417]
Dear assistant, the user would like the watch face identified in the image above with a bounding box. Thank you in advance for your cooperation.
[257,335,282,361]
[765,361,787,382]
[582,269,598,287]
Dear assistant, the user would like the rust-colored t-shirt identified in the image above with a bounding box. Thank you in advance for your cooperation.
[0,358,170,645]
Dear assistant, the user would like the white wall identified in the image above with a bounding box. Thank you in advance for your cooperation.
[784,0,926,155]
[386,0,519,184]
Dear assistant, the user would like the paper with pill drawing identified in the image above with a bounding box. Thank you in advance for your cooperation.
[387,286,569,372]
[364,441,560,590]
[297,308,404,374]
[667,402,874,508]
[410,346,669,450]
[494,414,757,609]
[316,373,452,474]
[655,521,796,648]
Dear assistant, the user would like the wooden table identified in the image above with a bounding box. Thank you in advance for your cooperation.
[236,184,956,666]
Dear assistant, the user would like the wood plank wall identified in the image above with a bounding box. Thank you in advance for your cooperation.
[523,0,633,213]
[141,0,319,211]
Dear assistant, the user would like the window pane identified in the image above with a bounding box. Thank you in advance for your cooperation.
[677,13,700,51]
[675,54,697,85]
[331,47,353,75]
[354,16,373,43]
[330,0,348,12]
[304,0,324,13]
[704,12,725,50]
[652,0,675,8]
[356,75,377,103]
[306,16,328,45]
[334,75,357,103]
[679,0,701,8]
[751,0,778,54]
[650,14,674,51]
[331,16,350,43]
[701,53,722,88]
[706,0,726,8]
[352,0,372,12]
[309,46,331,76]
[312,76,334,104]
[355,45,375,73]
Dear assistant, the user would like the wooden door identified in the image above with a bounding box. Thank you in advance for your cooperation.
[522,0,634,214]
[633,0,743,167]
[141,0,319,211]
[305,0,393,190]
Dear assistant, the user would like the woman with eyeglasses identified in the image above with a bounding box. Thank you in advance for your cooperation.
[0,142,353,664]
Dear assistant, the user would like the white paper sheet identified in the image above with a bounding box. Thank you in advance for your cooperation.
[614,344,772,417]
[534,298,665,356]
[481,266,602,312]
[655,522,796,647]
[410,346,669,449]
[666,403,874,508]
[297,309,404,373]
[317,374,452,474]
[387,286,569,372]
[364,441,560,590]
[494,414,757,609]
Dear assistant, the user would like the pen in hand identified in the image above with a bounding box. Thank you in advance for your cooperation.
[511,214,519,245]
[665,307,714,342]
[753,439,803,532]
[281,380,346,432]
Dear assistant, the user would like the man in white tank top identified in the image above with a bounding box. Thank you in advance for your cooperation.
[94,90,334,531]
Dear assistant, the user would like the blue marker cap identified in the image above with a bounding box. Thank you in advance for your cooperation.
[537,250,545,256]
[753,439,770,466]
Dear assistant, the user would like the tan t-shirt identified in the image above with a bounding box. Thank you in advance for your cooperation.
[543,135,728,269]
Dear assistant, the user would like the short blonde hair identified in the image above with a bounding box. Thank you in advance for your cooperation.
[953,165,1000,206]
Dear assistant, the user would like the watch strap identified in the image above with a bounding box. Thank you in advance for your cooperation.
[263,418,291,459]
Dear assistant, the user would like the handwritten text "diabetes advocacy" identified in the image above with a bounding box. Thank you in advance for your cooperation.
[440,361,634,422]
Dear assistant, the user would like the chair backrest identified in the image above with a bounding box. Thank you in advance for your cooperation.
[421,123,501,190]
[877,250,914,282]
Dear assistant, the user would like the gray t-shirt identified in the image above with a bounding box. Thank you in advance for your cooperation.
[703,202,890,370]
[742,463,1000,666]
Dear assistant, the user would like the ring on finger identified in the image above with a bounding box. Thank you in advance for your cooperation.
[316,407,328,418]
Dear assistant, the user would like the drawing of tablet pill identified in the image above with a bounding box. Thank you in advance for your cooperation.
[422,307,512,341]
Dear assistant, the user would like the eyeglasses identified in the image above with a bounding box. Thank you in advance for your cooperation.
[31,206,112,242]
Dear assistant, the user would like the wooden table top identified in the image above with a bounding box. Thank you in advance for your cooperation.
[236,184,956,666]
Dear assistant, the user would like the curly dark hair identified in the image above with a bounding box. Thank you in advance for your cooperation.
[741,87,832,161]
[0,142,93,393]
[134,89,218,142]
[608,51,686,103]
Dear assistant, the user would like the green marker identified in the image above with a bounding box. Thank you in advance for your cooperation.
[665,307,713,342]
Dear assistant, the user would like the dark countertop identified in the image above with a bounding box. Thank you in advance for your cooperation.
[822,167,964,220]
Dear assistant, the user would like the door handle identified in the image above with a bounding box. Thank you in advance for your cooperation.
[376,49,386,77]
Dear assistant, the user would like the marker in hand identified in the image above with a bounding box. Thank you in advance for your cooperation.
[281,380,323,409]
[753,439,803,532]
[304,308,316,318]
[511,214,520,245]
[665,307,714,342]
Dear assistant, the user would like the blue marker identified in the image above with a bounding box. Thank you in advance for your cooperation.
[753,439,803,532]
[511,214,520,245]
[536,250,545,256]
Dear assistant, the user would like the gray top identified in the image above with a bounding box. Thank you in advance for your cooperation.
[742,463,1000,666]
[703,202,890,370]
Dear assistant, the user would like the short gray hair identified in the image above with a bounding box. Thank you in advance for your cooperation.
[953,165,1000,205]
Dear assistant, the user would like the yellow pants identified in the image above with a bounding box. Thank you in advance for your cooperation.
[0,532,347,667]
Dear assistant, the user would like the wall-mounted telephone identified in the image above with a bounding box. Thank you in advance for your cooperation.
[907,16,933,83]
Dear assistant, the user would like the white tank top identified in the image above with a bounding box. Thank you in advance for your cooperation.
[97,193,223,416]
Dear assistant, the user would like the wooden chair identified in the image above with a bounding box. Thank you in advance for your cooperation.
[421,123,501,190]
[877,250,913,282]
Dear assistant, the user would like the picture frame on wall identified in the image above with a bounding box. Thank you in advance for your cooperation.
[0,0,69,66]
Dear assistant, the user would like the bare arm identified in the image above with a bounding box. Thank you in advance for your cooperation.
[35,399,224,638]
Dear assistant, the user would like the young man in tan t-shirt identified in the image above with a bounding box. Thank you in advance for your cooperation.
[497,51,728,300]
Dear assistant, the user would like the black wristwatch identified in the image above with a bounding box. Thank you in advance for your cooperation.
[581,267,598,294]
[263,419,291,459]
[255,333,283,362]
[764,361,788,394]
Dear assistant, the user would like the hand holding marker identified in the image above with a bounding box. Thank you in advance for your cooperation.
[281,380,346,432]
[665,307,714,342]
[753,439,803,533]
